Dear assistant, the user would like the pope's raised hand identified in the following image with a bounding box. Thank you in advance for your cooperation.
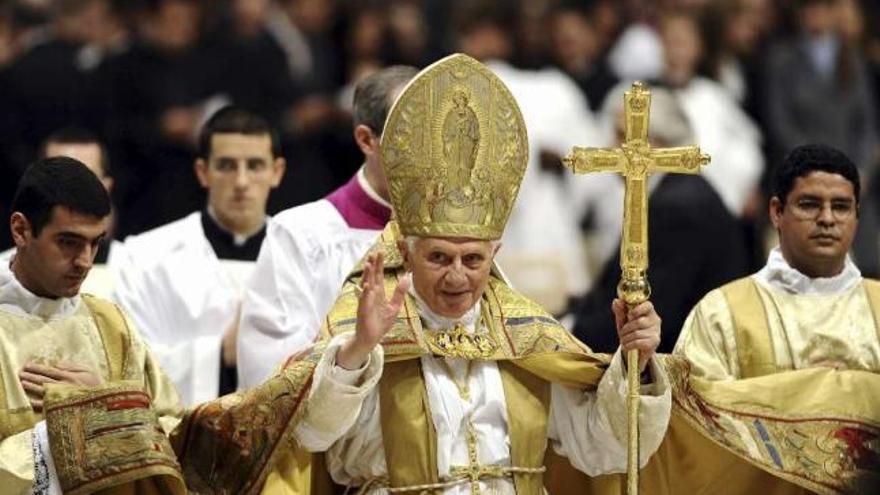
[337,250,410,370]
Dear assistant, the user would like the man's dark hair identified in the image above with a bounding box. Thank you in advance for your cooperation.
[12,157,112,236]
[197,106,281,159]
[353,65,419,137]
[41,127,111,176]
[773,143,861,204]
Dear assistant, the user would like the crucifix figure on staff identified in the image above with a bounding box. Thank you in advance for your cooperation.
[563,81,710,495]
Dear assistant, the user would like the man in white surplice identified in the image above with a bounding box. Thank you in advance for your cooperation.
[236,66,418,389]
[110,107,285,404]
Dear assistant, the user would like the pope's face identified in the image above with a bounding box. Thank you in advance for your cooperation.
[401,237,498,319]
[771,171,858,278]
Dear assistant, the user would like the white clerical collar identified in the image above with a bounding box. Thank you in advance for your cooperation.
[406,272,481,332]
[0,262,80,320]
[357,166,392,209]
[205,206,267,246]
[754,246,861,295]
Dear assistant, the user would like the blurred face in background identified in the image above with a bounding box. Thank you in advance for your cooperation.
[458,23,512,62]
[660,13,703,86]
[725,1,763,56]
[837,0,865,44]
[232,0,272,35]
[195,133,285,235]
[143,0,201,53]
[288,0,337,35]
[551,10,600,72]
[798,1,837,37]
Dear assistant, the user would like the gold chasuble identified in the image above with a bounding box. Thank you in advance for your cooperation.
[0,294,184,495]
[172,221,613,494]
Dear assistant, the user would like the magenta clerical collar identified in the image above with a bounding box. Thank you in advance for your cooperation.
[325,170,391,230]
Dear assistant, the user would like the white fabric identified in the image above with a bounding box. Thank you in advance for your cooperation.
[237,199,382,389]
[607,24,664,81]
[487,60,602,303]
[31,422,61,495]
[677,77,764,216]
[110,212,256,405]
[755,247,861,295]
[718,58,747,105]
[295,297,671,493]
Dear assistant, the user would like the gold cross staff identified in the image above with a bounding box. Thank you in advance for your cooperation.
[562,81,709,495]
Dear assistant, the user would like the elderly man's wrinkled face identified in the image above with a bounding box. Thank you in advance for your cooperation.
[400,237,498,319]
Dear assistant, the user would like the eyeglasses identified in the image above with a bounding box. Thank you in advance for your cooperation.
[788,198,857,221]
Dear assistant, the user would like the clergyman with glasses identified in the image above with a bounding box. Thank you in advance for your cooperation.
[674,143,878,379]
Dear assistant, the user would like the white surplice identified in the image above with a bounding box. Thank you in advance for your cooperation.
[237,173,389,389]
[294,282,672,493]
[676,77,764,217]
[110,212,258,404]
[487,61,604,306]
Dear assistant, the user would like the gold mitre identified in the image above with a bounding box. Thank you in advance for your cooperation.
[380,53,529,240]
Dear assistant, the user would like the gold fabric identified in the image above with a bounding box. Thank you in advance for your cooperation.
[721,278,778,378]
[167,222,608,494]
[645,358,880,494]
[378,359,440,488]
[668,276,880,493]
[498,363,550,494]
[0,293,181,493]
[677,277,880,380]
[83,294,129,381]
[79,226,880,494]
[43,382,185,495]
[547,357,880,495]
[380,54,529,240]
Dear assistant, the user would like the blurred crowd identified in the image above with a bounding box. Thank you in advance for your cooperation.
[1,0,879,301]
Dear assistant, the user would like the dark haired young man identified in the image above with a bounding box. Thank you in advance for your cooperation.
[2,127,119,284]
[0,157,180,493]
[675,143,876,378]
[236,65,417,388]
[110,106,285,404]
